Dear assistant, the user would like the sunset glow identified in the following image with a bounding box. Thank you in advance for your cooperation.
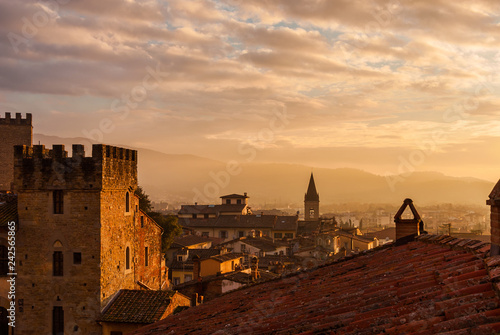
[2,0,500,180]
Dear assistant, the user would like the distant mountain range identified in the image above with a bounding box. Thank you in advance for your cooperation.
[34,134,494,206]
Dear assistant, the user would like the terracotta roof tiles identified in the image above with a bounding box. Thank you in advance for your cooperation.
[99,290,181,324]
[131,236,500,334]
[0,194,17,226]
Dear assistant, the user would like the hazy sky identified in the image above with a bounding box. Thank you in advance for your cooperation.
[2,1,500,181]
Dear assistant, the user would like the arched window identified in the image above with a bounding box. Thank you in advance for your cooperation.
[126,247,130,270]
[125,192,130,213]
[53,240,63,277]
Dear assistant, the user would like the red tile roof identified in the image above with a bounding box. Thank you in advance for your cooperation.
[0,194,17,227]
[171,235,221,248]
[131,235,500,335]
[99,290,184,324]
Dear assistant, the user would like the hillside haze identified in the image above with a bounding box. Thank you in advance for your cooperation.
[34,134,494,206]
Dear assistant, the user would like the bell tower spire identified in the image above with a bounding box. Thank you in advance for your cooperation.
[304,173,319,221]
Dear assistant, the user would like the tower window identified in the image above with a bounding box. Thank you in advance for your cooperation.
[52,306,64,335]
[53,251,63,276]
[125,192,130,213]
[145,247,149,267]
[53,190,64,214]
[125,247,130,270]
[226,199,231,204]
[141,216,144,228]
[73,252,81,265]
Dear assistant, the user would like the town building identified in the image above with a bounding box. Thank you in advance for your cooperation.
[220,236,289,258]
[169,248,222,285]
[11,144,165,334]
[0,113,32,191]
[178,193,251,220]
[178,194,298,241]
[166,234,221,267]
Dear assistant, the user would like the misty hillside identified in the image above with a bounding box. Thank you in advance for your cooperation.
[34,134,494,206]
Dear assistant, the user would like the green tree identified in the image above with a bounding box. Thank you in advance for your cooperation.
[135,186,182,253]
[135,186,152,213]
[148,212,182,253]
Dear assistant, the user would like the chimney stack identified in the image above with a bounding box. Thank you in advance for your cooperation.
[191,293,198,307]
[394,198,424,245]
[487,181,500,256]
[251,257,260,281]
[192,255,201,281]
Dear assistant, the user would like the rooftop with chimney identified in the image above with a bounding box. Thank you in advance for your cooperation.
[129,184,500,335]
[131,234,500,335]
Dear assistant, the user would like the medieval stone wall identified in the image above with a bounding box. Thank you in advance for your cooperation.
[16,189,102,334]
[0,113,32,191]
[135,211,164,290]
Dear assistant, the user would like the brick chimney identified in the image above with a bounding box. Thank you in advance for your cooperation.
[487,180,500,256]
[192,255,201,281]
[394,198,424,245]
[251,256,260,281]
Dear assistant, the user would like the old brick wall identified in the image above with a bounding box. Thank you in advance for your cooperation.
[16,190,102,335]
[0,113,32,191]
[135,211,164,290]
[100,190,137,307]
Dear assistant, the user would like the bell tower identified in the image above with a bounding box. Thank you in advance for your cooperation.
[304,173,319,221]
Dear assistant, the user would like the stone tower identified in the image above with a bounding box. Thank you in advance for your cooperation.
[13,144,141,335]
[0,113,32,191]
[304,173,319,221]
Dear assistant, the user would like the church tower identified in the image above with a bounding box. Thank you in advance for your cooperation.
[304,173,319,221]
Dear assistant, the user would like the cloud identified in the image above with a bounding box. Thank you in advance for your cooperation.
[1,0,500,181]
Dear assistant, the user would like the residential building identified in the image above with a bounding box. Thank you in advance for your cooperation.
[169,248,222,285]
[166,234,221,267]
[179,213,298,242]
[178,193,251,220]
[199,253,244,277]
[221,236,288,258]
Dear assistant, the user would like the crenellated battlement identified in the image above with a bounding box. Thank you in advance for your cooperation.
[13,144,138,191]
[0,112,32,125]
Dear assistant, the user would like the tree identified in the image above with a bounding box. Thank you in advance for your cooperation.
[148,212,182,253]
[135,186,182,253]
[135,186,152,213]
